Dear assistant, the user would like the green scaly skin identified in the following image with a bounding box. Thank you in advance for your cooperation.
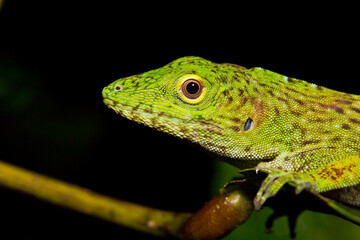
[102,56,360,210]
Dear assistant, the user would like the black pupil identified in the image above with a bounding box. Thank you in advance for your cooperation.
[186,82,200,94]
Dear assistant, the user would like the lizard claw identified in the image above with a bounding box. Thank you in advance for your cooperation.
[254,194,265,211]
[255,162,273,174]
[253,174,285,211]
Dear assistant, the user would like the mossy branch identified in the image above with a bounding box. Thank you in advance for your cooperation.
[0,160,192,237]
[0,160,254,239]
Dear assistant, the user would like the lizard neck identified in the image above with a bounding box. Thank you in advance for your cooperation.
[194,69,284,163]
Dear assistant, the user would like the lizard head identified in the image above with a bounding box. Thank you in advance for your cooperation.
[102,57,277,162]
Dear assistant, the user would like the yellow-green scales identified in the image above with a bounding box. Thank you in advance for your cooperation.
[102,57,360,210]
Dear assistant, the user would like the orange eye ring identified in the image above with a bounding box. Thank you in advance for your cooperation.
[181,79,203,99]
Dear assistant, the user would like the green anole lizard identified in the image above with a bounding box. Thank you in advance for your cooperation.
[102,56,360,211]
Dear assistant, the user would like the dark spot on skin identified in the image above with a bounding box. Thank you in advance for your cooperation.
[321,130,332,134]
[335,99,353,105]
[157,124,167,131]
[332,167,343,177]
[274,107,280,115]
[310,117,327,123]
[299,126,307,135]
[270,80,280,86]
[342,123,351,130]
[206,127,223,136]
[284,156,291,162]
[150,117,157,126]
[287,88,301,94]
[230,126,241,132]
[287,78,296,83]
[238,97,248,107]
[238,89,244,96]
[317,103,344,114]
[298,151,308,161]
[133,81,139,88]
[294,99,304,105]
[179,125,188,135]
[244,146,251,152]
[329,105,344,114]
[324,164,357,180]
[350,118,360,124]
[217,115,228,121]
[143,108,153,114]
[289,110,302,116]
[201,134,211,139]
[132,105,140,112]
[278,97,289,104]
[267,90,275,97]
[316,85,323,90]
[228,96,234,102]
[331,136,342,142]
[231,117,241,123]
[222,90,230,96]
[318,103,326,108]
[206,142,217,149]
[302,139,321,145]
[308,106,318,113]
[303,174,316,181]
[351,107,360,114]
[132,116,139,122]
[297,164,305,172]
[258,83,266,87]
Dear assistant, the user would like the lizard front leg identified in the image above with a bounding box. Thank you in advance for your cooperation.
[253,167,316,210]
[253,152,317,210]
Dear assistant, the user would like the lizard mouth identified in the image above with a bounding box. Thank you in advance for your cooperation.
[102,96,127,117]
[102,97,128,117]
[103,97,117,107]
[102,89,116,106]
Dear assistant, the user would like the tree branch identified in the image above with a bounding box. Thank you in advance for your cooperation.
[0,159,257,239]
[0,160,192,238]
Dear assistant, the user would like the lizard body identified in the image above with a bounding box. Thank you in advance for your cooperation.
[102,57,360,210]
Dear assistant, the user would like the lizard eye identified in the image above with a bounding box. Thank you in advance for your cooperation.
[181,79,203,100]
[178,75,206,104]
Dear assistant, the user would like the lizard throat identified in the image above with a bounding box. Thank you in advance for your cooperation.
[103,97,235,156]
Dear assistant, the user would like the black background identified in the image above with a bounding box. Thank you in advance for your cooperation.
[0,1,358,238]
